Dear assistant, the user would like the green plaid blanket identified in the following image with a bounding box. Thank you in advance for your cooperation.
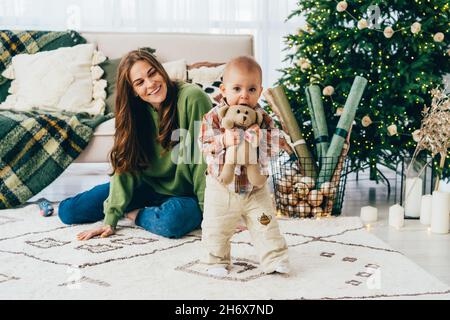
[0,30,83,85]
[0,111,112,209]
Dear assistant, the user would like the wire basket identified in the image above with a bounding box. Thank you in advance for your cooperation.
[270,152,349,218]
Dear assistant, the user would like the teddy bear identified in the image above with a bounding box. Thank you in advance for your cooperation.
[217,104,268,187]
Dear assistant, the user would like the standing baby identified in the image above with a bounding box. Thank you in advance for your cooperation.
[199,56,290,276]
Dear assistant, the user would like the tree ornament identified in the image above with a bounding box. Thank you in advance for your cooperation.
[293,182,310,200]
[287,193,298,206]
[383,27,394,39]
[278,192,290,206]
[387,124,398,136]
[335,107,344,116]
[298,57,311,72]
[312,206,324,218]
[412,129,421,143]
[357,19,368,30]
[410,22,421,34]
[297,201,312,217]
[361,115,373,127]
[310,74,321,84]
[307,190,324,207]
[319,182,337,197]
[322,85,335,96]
[433,32,444,43]
[297,176,315,189]
[336,1,348,12]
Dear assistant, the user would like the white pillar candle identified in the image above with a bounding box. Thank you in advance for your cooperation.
[430,191,450,234]
[360,206,378,224]
[420,194,432,225]
[404,177,423,218]
[389,204,404,229]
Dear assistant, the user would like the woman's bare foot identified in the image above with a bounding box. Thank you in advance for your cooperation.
[125,209,139,222]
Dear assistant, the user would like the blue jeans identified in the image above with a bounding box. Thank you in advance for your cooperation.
[58,182,202,239]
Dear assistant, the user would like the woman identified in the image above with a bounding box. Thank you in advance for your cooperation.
[58,49,211,240]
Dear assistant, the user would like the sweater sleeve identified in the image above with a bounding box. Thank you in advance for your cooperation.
[184,87,212,212]
[103,172,142,228]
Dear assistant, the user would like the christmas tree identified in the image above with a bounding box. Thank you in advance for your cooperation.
[277,0,450,181]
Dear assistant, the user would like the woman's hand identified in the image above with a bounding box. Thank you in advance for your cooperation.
[77,225,115,241]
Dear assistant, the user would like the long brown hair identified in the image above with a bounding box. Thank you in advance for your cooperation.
[109,49,179,175]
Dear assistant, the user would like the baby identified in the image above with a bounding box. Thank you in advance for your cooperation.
[199,56,290,276]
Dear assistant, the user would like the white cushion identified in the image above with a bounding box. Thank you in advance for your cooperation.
[188,64,225,86]
[162,59,187,81]
[0,44,107,115]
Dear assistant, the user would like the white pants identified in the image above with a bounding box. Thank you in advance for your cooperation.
[201,175,289,273]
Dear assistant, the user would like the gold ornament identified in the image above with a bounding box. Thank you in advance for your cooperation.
[383,27,394,39]
[410,22,421,34]
[335,107,344,116]
[285,205,296,217]
[322,85,335,96]
[278,192,290,206]
[312,206,324,218]
[361,115,373,127]
[277,178,293,194]
[287,193,298,206]
[293,182,310,200]
[307,190,324,207]
[297,201,312,218]
[357,19,368,30]
[336,1,348,12]
[433,32,444,43]
[297,176,315,189]
[412,129,421,143]
[298,58,311,72]
[387,124,398,136]
[319,182,337,197]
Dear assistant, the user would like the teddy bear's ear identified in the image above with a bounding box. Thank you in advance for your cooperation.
[256,110,264,126]
[218,105,229,119]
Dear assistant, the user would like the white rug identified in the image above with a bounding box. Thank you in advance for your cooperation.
[0,204,449,300]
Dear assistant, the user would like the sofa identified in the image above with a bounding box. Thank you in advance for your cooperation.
[74,32,254,163]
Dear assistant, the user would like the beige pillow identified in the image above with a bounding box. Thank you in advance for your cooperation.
[162,59,187,81]
[188,63,225,86]
[0,44,107,115]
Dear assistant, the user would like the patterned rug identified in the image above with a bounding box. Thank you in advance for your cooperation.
[0,204,449,300]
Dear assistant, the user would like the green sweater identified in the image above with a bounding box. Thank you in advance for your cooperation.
[103,83,211,228]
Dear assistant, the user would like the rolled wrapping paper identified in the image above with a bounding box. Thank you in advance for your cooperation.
[304,88,320,156]
[264,86,317,178]
[307,85,329,159]
[317,76,368,186]
[323,142,349,215]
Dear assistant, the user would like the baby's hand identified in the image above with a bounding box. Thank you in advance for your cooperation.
[223,129,241,147]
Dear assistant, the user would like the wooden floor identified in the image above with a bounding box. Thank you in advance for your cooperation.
[30,163,450,286]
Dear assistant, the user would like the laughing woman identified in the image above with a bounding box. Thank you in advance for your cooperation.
[58,49,211,240]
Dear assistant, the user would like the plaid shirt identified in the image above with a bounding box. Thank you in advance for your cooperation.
[198,99,280,194]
